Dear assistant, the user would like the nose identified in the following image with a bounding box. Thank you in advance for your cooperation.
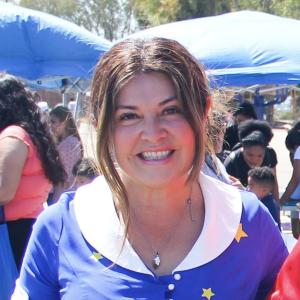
[140,116,167,143]
[251,157,262,167]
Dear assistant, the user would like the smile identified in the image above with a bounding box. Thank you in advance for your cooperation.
[139,150,174,161]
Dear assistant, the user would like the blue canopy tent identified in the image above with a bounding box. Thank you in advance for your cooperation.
[128,10,300,87]
[128,10,300,118]
[0,2,111,85]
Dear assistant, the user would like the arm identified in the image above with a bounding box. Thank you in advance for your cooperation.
[255,204,288,299]
[280,159,300,205]
[0,137,28,205]
[271,167,280,203]
[228,175,245,190]
[12,203,62,299]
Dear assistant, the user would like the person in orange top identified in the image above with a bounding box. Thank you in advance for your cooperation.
[0,73,65,270]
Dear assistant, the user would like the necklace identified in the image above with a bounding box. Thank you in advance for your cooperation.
[130,197,194,270]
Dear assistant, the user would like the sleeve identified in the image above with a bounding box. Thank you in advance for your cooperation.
[224,152,238,178]
[255,204,288,300]
[266,148,278,168]
[12,202,65,300]
[268,238,300,300]
[294,146,300,160]
[0,125,33,158]
[58,138,82,187]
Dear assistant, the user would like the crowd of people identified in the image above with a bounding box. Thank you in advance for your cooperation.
[0,37,299,299]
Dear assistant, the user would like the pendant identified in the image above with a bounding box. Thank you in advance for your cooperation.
[153,252,161,269]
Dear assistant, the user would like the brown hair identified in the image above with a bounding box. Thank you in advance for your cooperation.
[91,37,210,229]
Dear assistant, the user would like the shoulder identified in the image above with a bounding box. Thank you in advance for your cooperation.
[294,146,300,159]
[65,135,81,146]
[0,125,34,157]
[266,147,277,157]
[0,125,31,143]
[240,189,281,236]
[58,136,81,151]
[224,149,241,165]
[225,125,237,135]
[240,189,264,217]
[32,192,76,240]
[265,147,277,166]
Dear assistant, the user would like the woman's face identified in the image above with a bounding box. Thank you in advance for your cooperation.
[50,115,65,139]
[242,145,265,168]
[112,72,196,189]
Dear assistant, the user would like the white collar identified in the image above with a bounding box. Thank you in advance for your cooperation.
[73,173,242,276]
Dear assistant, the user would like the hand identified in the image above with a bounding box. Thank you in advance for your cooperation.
[229,175,245,190]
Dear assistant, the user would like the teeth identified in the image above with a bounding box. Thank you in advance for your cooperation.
[141,151,171,160]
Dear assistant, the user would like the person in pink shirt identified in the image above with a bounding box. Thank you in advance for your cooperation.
[0,73,65,270]
[49,106,83,202]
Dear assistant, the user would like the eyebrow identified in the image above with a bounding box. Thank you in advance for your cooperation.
[116,96,177,110]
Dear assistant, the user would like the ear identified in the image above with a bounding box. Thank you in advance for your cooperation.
[205,95,212,117]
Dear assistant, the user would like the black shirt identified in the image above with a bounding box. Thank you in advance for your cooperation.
[224,147,277,187]
[223,125,239,151]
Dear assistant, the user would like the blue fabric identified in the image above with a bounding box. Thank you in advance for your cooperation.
[18,191,288,300]
[260,194,281,230]
[0,2,111,81]
[128,11,300,86]
[0,223,18,300]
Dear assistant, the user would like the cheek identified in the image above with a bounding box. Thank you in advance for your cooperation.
[180,123,196,159]
[113,127,136,160]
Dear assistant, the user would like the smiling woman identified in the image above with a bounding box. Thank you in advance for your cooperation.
[13,38,288,300]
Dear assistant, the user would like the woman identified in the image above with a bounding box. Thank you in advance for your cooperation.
[202,108,232,183]
[223,100,257,151]
[0,74,65,270]
[13,38,287,299]
[49,106,83,202]
[224,119,279,201]
[280,123,300,239]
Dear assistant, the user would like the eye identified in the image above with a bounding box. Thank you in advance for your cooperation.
[118,112,140,121]
[162,106,181,115]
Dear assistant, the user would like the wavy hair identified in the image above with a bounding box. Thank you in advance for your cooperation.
[50,106,81,141]
[238,119,273,146]
[91,38,210,228]
[0,74,65,185]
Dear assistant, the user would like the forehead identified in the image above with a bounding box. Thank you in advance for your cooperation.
[243,145,265,154]
[236,114,250,122]
[116,72,176,105]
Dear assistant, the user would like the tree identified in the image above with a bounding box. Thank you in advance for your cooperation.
[19,0,136,41]
[133,0,300,28]
[133,0,233,28]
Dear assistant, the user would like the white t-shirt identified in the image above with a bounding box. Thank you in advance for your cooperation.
[291,146,300,199]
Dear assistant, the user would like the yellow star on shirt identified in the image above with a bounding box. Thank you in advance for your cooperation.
[202,288,215,299]
[90,251,103,261]
[235,223,248,242]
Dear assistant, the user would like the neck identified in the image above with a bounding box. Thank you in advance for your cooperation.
[125,177,193,216]
[124,179,205,275]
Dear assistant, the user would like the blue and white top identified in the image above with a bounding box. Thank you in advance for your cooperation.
[13,173,287,300]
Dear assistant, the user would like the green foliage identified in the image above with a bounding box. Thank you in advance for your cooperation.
[133,0,300,28]
[19,0,135,41]
[19,0,300,40]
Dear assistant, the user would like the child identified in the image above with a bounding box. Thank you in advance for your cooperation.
[248,166,281,230]
[71,158,99,189]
